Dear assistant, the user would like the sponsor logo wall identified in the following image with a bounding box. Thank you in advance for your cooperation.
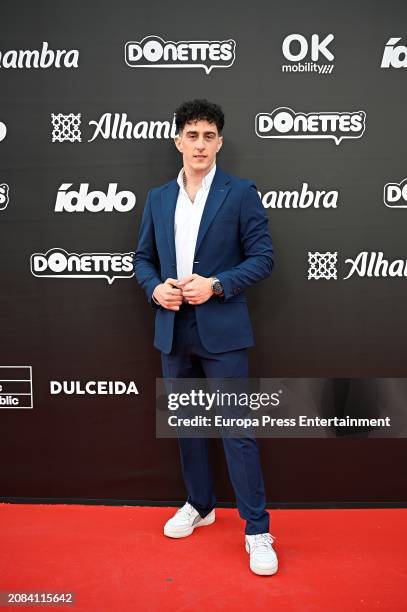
[0,367,33,408]
[281,33,335,74]
[0,183,10,210]
[51,112,177,142]
[308,252,407,280]
[49,380,139,395]
[54,184,136,212]
[1,0,407,505]
[0,121,6,141]
[30,249,135,283]
[125,35,236,74]
[259,184,339,208]
[384,178,407,207]
[381,37,407,68]
[0,41,79,69]
[255,108,366,144]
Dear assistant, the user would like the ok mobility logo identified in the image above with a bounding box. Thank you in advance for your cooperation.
[125,35,236,74]
[281,33,335,75]
[255,107,366,145]
[30,248,134,284]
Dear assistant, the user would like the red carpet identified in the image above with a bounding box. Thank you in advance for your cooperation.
[0,504,406,611]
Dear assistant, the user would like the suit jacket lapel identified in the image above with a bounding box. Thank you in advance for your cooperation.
[160,166,231,266]
[194,166,231,258]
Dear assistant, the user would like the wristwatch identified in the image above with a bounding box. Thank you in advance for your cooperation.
[211,277,224,296]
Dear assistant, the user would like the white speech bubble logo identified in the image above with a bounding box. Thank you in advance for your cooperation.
[384,178,407,207]
[0,183,10,210]
[125,35,236,75]
[30,248,135,283]
[255,108,366,145]
[0,122,7,142]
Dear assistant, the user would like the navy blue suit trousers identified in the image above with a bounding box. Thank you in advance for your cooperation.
[161,304,269,535]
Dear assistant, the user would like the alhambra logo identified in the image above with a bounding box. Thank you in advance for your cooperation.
[51,113,177,142]
[0,41,79,68]
[308,251,407,280]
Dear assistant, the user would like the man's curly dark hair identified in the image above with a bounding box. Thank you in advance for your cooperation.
[174,99,225,134]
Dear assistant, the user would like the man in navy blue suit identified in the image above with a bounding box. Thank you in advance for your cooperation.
[134,99,278,575]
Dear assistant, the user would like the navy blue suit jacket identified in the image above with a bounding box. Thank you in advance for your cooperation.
[133,166,274,354]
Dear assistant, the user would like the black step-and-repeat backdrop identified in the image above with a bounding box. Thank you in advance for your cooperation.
[1,0,407,506]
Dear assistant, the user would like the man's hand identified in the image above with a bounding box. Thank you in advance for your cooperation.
[177,274,214,305]
[153,278,183,310]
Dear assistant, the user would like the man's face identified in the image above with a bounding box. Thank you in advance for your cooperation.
[174,119,223,174]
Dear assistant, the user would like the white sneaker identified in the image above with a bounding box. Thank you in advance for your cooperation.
[163,502,216,538]
[245,533,278,575]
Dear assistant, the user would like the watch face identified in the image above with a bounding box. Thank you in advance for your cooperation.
[213,280,223,294]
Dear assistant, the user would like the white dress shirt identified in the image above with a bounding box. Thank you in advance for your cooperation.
[174,164,216,280]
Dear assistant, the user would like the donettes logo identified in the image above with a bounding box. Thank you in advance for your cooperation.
[125,35,236,74]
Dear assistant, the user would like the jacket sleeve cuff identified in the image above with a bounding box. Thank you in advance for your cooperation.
[152,292,161,306]
[146,279,162,306]
[216,272,240,301]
